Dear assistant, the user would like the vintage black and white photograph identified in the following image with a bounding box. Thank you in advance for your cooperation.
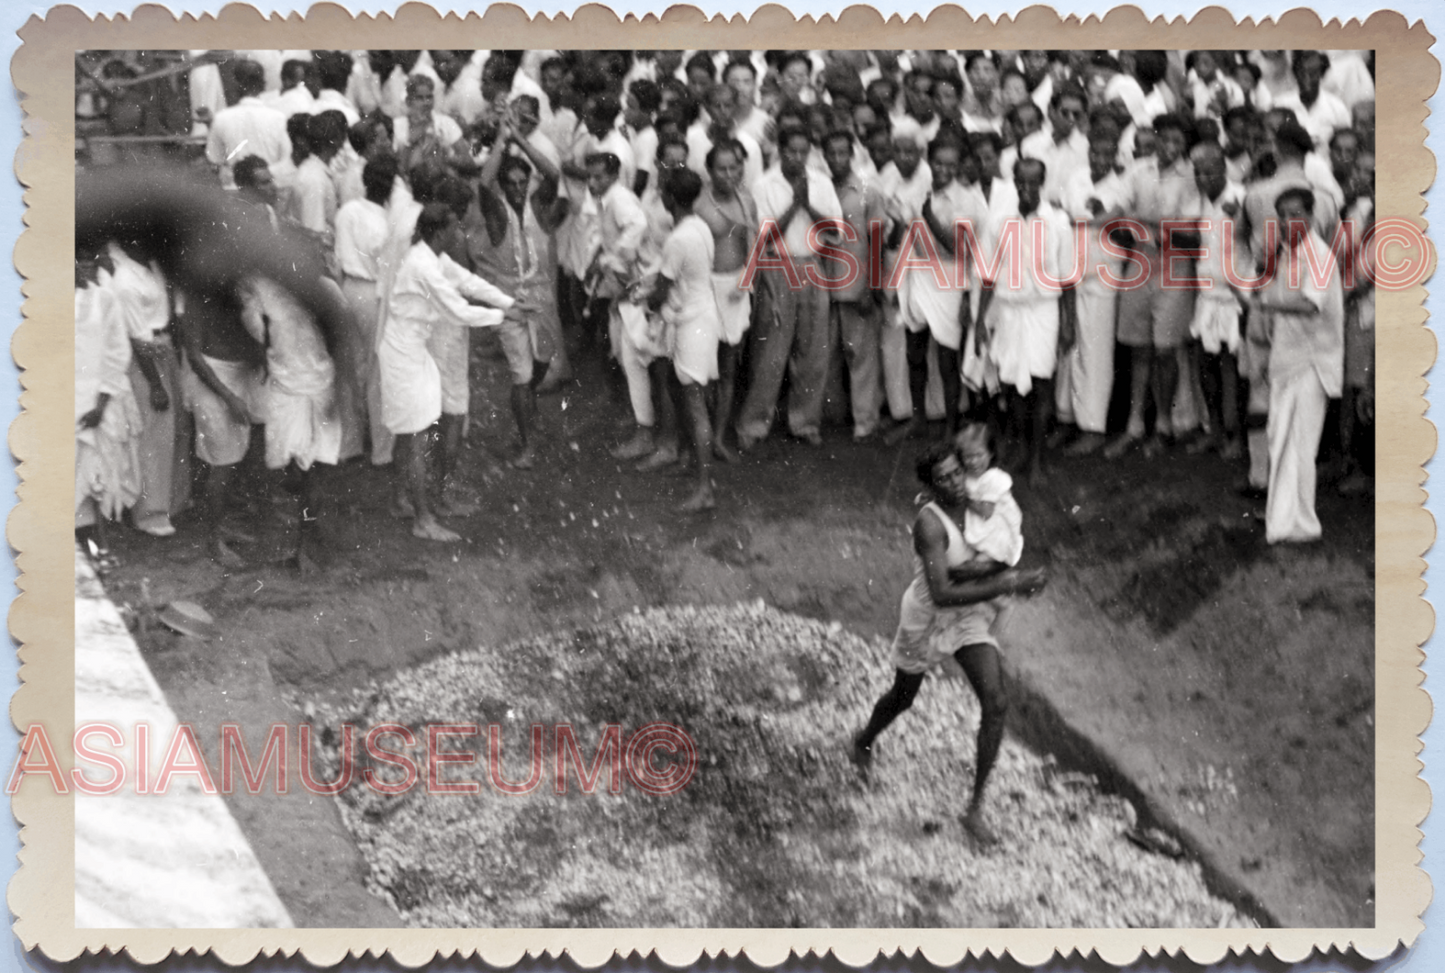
[64,38,1382,932]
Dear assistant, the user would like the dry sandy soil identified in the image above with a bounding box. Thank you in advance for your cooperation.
[102,328,1374,929]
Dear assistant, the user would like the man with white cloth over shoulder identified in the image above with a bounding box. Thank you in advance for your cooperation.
[381,203,526,543]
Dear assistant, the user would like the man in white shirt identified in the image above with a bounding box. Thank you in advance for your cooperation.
[645,168,724,512]
[288,112,346,238]
[736,128,843,449]
[393,75,466,173]
[265,59,317,118]
[1274,51,1353,150]
[432,49,487,127]
[205,59,292,191]
[333,155,398,463]
[975,158,1078,484]
[312,51,362,125]
[876,121,934,428]
[380,204,522,543]
[1054,132,1128,456]
[1250,187,1344,543]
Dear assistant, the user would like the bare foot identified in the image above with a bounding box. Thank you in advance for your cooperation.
[959,803,994,844]
[678,484,717,512]
[1103,430,1143,460]
[610,428,655,460]
[433,495,479,517]
[1219,436,1245,461]
[849,735,873,780]
[412,517,461,542]
[712,440,740,464]
[961,807,999,847]
[1064,431,1107,456]
[637,447,679,472]
[389,495,416,519]
[210,537,247,570]
[508,445,536,471]
[884,418,925,446]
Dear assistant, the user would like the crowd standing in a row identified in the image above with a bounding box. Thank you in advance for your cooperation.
[75,47,1376,571]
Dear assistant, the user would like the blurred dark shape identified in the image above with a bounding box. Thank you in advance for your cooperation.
[76,165,348,353]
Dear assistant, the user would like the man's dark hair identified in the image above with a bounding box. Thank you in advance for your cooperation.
[684,51,716,81]
[1014,156,1047,183]
[1291,50,1331,76]
[964,51,996,75]
[723,56,757,82]
[414,202,456,244]
[661,167,703,209]
[1275,186,1316,215]
[314,51,354,93]
[362,155,398,203]
[307,111,349,154]
[585,151,621,177]
[233,59,267,98]
[822,128,854,155]
[232,154,269,190]
[655,131,688,162]
[915,442,960,490]
[437,176,474,218]
[629,79,662,115]
[281,59,310,90]
[1274,121,1315,158]
[1222,105,1257,132]
[1050,84,1088,112]
[779,126,813,151]
[968,130,1004,155]
[499,154,533,186]
[589,91,622,127]
[706,137,748,170]
[409,162,447,204]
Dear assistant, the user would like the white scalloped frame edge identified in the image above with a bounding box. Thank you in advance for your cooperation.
[9,2,1436,967]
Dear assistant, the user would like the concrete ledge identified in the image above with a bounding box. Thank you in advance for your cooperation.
[74,547,293,929]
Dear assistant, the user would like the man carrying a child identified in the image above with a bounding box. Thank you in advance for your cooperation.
[851,425,1048,846]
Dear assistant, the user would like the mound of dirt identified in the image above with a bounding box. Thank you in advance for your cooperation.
[301,601,1253,928]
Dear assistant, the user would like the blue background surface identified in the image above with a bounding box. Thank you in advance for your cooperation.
[2,3,1437,972]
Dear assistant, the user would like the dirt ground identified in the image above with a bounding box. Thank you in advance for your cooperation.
[102,329,1374,929]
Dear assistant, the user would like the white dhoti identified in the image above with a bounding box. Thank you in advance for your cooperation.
[902,269,963,349]
[338,276,383,462]
[378,339,442,437]
[989,298,1059,396]
[76,394,142,525]
[258,375,342,471]
[672,311,719,386]
[1055,281,1116,432]
[615,302,660,426]
[711,272,752,347]
[1265,368,1328,544]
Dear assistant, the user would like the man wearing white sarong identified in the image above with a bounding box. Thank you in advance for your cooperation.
[695,139,758,459]
[876,120,934,425]
[75,251,141,563]
[647,169,724,512]
[894,136,977,444]
[1253,188,1344,544]
[238,275,340,568]
[107,240,191,537]
[976,158,1078,485]
[381,204,518,543]
[333,155,398,462]
[1053,133,1127,456]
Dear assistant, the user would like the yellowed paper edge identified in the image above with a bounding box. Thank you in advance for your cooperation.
[9,2,1436,965]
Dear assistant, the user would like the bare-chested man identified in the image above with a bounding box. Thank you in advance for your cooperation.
[694,138,757,460]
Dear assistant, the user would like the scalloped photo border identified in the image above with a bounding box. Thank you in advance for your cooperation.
[9,3,1437,966]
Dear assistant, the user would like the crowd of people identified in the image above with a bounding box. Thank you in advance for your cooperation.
[75,47,1377,573]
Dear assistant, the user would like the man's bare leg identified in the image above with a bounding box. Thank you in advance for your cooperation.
[678,382,716,512]
[205,463,246,568]
[955,641,1009,846]
[939,346,962,443]
[291,462,329,574]
[1027,378,1054,487]
[397,431,459,542]
[712,343,741,463]
[508,381,537,470]
[1105,349,1151,459]
[852,669,926,779]
[431,413,478,517]
[1145,346,1180,457]
[885,330,931,444]
[638,358,680,471]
